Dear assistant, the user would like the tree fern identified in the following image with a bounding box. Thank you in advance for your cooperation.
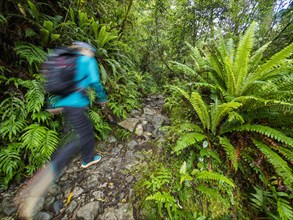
[191,170,235,187]
[253,140,293,187]
[219,137,238,171]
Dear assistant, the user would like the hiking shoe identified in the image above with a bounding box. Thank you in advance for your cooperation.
[81,155,101,168]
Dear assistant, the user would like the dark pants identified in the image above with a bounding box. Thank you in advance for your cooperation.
[51,107,95,172]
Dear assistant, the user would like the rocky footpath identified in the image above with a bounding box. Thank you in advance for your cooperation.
[0,95,168,220]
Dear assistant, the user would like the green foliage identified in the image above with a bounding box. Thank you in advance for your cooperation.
[251,186,293,220]
[14,42,47,70]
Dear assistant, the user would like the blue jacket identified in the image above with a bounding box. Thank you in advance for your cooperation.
[54,54,108,108]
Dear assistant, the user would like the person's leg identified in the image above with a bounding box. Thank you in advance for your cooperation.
[51,107,95,170]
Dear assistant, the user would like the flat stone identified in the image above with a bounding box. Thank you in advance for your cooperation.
[118,118,139,132]
[127,140,138,150]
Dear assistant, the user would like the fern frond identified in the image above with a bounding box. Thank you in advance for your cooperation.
[231,125,293,147]
[185,41,208,68]
[179,123,204,133]
[211,101,242,134]
[247,42,293,85]
[174,132,207,154]
[40,129,59,157]
[24,80,45,114]
[196,185,229,207]
[170,61,205,81]
[192,170,235,187]
[21,124,48,152]
[277,198,293,220]
[219,137,238,171]
[14,42,46,68]
[248,42,271,72]
[0,144,23,175]
[0,117,27,142]
[253,140,293,187]
[234,22,255,95]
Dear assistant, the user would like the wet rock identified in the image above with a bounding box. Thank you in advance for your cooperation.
[152,115,165,130]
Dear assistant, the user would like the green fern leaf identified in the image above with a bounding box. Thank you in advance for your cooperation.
[233,125,293,147]
[219,137,238,171]
[211,101,242,134]
[234,22,255,95]
[174,132,207,154]
[192,170,235,187]
[196,185,229,207]
[253,140,293,187]
[246,42,293,87]
[277,198,293,220]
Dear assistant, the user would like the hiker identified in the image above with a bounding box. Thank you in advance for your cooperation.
[15,41,109,219]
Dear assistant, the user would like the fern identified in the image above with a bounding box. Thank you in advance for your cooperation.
[277,198,293,220]
[211,101,242,134]
[14,42,46,68]
[253,140,293,187]
[219,137,238,171]
[174,132,207,154]
[192,170,235,187]
[231,124,293,147]
[24,80,45,114]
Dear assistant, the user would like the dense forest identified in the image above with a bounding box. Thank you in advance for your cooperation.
[0,0,292,219]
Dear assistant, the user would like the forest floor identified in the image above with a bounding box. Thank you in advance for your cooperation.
[0,95,168,220]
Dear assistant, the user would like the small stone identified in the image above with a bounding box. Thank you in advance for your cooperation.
[135,124,143,136]
[126,176,134,183]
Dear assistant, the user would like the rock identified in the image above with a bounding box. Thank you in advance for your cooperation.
[151,115,165,130]
[134,124,143,136]
[127,140,138,150]
[33,211,53,220]
[1,196,17,216]
[86,175,99,188]
[44,196,55,210]
[72,186,84,198]
[118,118,139,132]
[66,200,77,213]
[126,176,134,183]
[130,109,141,117]
[107,135,117,143]
[77,201,100,220]
[53,200,63,214]
[143,107,156,115]
[101,203,134,220]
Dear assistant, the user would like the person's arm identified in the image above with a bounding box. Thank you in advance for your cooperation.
[88,58,108,104]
